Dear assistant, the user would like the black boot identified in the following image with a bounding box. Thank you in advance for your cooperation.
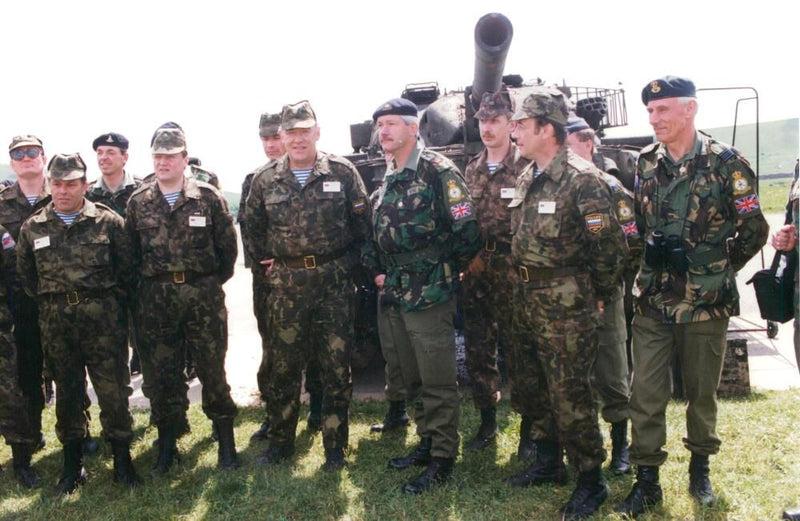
[689,452,715,506]
[558,465,609,520]
[151,424,179,477]
[322,447,346,472]
[11,443,40,489]
[110,439,142,487]
[215,419,239,470]
[517,416,535,461]
[256,444,295,466]
[402,457,454,494]
[388,436,432,470]
[250,419,269,441]
[210,421,219,442]
[784,506,800,520]
[371,400,410,433]
[468,406,498,451]
[615,465,663,517]
[609,420,631,475]
[306,394,323,433]
[56,440,87,495]
[505,440,566,487]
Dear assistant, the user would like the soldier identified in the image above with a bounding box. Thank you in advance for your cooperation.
[142,122,222,190]
[362,98,481,494]
[241,112,325,442]
[506,87,625,519]
[126,127,239,476]
[566,115,640,475]
[616,76,769,516]
[460,91,529,451]
[0,222,40,488]
[17,153,141,494]
[244,100,371,471]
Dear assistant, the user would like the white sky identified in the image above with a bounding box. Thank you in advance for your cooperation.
[2,0,798,189]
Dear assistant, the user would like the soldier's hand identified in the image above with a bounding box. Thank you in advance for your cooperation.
[465,254,486,277]
[374,274,386,289]
[771,224,797,252]
[260,258,275,276]
[597,299,605,315]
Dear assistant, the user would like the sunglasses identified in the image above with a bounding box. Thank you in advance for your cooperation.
[10,148,42,161]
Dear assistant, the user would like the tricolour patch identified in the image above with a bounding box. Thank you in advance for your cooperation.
[734,194,760,214]
[450,202,472,220]
[1,232,14,250]
[585,213,605,234]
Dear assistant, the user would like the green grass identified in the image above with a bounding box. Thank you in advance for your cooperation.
[1,391,799,520]
[758,177,794,214]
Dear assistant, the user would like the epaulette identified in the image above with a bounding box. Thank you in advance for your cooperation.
[130,183,152,198]
[639,142,659,156]
[708,140,744,164]
[422,148,459,174]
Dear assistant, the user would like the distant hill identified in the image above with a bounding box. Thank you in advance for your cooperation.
[703,118,798,175]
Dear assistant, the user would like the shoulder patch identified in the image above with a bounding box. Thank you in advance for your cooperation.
[734,194,760,214]
[1,231,15,250]
[585,213,606,234]
[449,201,472,220]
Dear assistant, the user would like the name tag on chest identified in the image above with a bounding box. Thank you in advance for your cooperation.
[323,181,341,192]
[500,187,515,199]
[189,216,207,227]
[538,201,556,214]
[34,236,51,250]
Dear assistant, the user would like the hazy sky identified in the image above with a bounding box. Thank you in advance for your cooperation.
[2,0,797,189]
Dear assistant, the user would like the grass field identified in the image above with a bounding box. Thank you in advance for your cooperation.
[759,177,794,214]
[1,390,799,521]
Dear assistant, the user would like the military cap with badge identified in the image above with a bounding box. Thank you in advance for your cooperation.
[641,75,696,104]
[92,132,129,152]
[511,86,569,127]
[372,98,419,122]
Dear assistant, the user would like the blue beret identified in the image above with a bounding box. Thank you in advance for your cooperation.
[372,98,418,122]
[92,132,129,151]
[641,76,696,105]
[566,116,591,134]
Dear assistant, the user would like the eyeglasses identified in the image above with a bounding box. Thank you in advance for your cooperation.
[10,148,42,161]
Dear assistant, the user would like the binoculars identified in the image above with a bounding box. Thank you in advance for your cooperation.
[644,231,689,273]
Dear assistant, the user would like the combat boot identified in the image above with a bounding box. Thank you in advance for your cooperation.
[110,439,142,487]
[370,400,410,433]
[402,457,454,494]
[609,420,631,474]
[322,447,346,472]
[256,444,295,466]
[250,419,269,441]
[615,465,663,517]
[467,406,498,451]
[306,393,323,433]
[388,436,432,470]
[517,415,535,461]
[215,419,239,470]
[688,453,715,506]
[558,465,609,520]
[505,440,566,487]
[783,506,800,520]
[56,440,87,495]
[11,443,40,489]
[151,423,179,477]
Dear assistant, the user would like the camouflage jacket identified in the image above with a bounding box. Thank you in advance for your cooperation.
[0,224,15,328]
[464,142,529,246]
[86,170,142,218]
[238,160,276,268]
[243,152,371,269]
[510,146,625,299]
[16,200,134,299]
[362,142,482,312]
[125,177,237,283]
[603,172,642,273]
[633,132,769,323]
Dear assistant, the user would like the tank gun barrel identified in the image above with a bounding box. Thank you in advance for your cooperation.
[472,13,513,108]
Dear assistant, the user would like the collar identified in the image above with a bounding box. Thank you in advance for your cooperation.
[97,170,136,194]
[538,146,570,184]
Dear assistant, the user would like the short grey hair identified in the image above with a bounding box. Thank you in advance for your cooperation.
[400,115,420,126]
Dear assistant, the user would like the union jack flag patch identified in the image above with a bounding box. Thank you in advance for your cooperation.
[1,232,14,250]
[734,194,760,214]
[622,221,639,237]
[450,202,472,220]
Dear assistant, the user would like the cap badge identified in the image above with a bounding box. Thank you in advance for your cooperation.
[106,135,114,143]
[650,81,661,94]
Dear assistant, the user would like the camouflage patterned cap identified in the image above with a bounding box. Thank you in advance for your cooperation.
[475,91,512,120]
[8,134,43,152]
[281,100,317,130]
[511,86,569,127]
[151,128,187,154]
[259,112,282,137]
[47,153,87,181]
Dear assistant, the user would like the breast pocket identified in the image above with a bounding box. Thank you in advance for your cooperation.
[263,193,293,228]
[135,218,160,252]
[81,234,111,266]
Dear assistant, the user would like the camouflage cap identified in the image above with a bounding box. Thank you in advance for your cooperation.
[9,134,43,152]
[47,153,87,181]
[259,112,282,137]
[475,91,512,120]
[281,100,317,130]
[151,128,187,155]
[511,86,569,127]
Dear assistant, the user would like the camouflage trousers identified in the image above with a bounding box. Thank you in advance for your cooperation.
[265,261,353,450]
[512,272,606,471]
[12,294,44,439]
[592,286,630,424]
[460,250,515,410]
[137,276,237,429]
[0,328,35,445]
[38,292,133,443]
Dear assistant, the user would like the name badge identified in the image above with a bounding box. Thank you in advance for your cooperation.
[34,236,51,250]
[500,187,515,199]
[538,201,556,214]
[189,216,207,227]
[323,181,341,192]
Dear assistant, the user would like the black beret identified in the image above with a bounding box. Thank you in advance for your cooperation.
[641,76,696,105]
[372,98,418,122]
[92,132,129,151]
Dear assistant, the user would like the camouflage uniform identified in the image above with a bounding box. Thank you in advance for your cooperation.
[509,146,625,471]
[629,132,769,465]
[0,182,50,442]
[16,200,135,443]
[86,171,142,219]
[125,177,238,429]
[461,143,528,411]
[244,152,370,450]
[791,173,800,370]
[362,142,482,459]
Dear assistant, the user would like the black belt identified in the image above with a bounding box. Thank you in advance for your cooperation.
[44,289,112,305]
[147,271,207,284]
[484,238,511,254]
[279,249,346,269]
[517,265,581,283]
[381,243,444,268]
